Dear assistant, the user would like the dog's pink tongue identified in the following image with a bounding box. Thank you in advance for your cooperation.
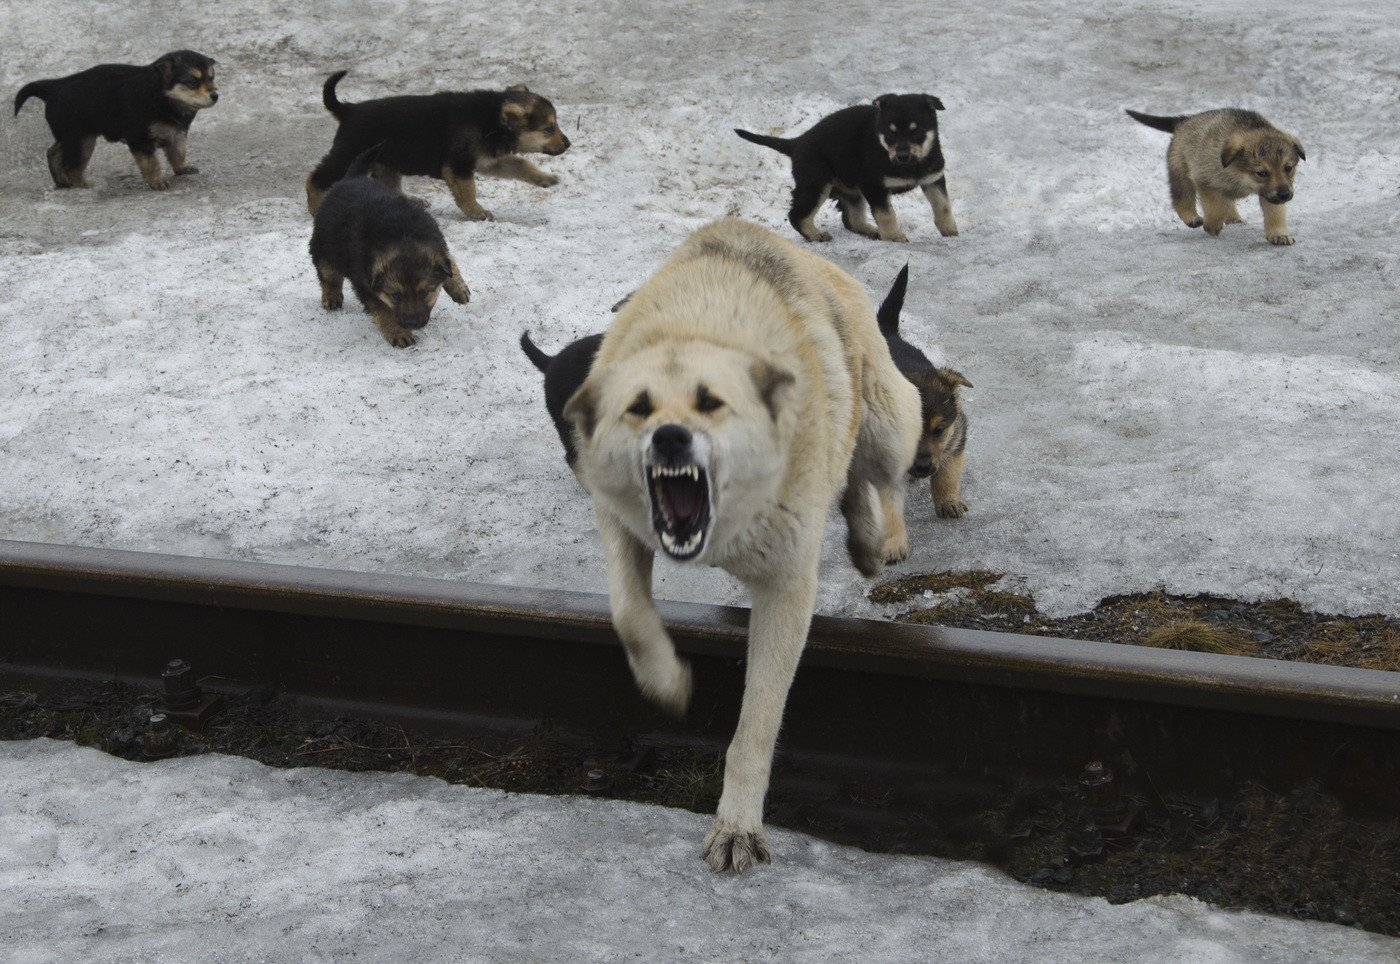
[662,478,701,523]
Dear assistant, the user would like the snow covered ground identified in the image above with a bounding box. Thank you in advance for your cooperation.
[2,739,1395,963]
[2,0,1399,619]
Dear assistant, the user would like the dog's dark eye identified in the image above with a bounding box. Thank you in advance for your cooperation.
[1284,165,1293,174]
[696,387,724,414]
[627,392,652,417]
[543,123,555,134]
[184,79,201,88]
[930,426,945,437]
[1255,169,1268,178]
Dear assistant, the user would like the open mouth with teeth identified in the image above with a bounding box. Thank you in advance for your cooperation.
[647,463,712,561]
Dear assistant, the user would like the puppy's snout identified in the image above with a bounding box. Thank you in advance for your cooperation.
[400,312,430,330]
[208,91,219,104]
[1271,188,1292,203]
[651,423,692,463]
[909,459,934,479]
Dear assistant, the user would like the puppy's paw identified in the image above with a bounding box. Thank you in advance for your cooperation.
[321,292,343,311]
[387,331,417,348]
[1182,216,1204,229]
[406,194,430,208]
[702,821,773,874]
[534,173,561,188]
[444,278,471,304]
[1267,232,1295,246]
[937,221,960,237]
[174,165,199,176]
[935,499,968,519]
[147,178,169,191]
[845,223,880,239]
[463,208,495,222]
[880,229,910,243]
[802,229,833,243]
[1203,223,1224,237]
[1225,214,1245,225]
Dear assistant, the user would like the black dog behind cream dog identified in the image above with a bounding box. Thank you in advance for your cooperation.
[736,94,958,243]
[13,50,218,190]
[520,331,603,477]
[310,145,471,348]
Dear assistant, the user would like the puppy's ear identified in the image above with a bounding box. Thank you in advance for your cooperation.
[941,368,973,390]
[370,267,385,293]
[1293,139,1306,163]
[505,83,530,93]
[563,380,599,440]
[924,95,945,112]
[873,93,896,111]
[501,99,530,130]
[749,359,795,422]
[1220,134,1248,169]
[153,55,177,84]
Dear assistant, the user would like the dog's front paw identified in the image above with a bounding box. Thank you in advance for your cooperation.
[174,165,199,176]
[936,220,960,237]
[879,229,910,243]
[444,278,471,304]
[883,532,910,566]
[147,178,169,191]
[935,499,968,519]
[702,820,773,874]
[802,229,833,243]
[534,173,561,188]
[387,331,417,348]
[1267,232,1295,246]
[637,656,692,719]
[321,292,343,311]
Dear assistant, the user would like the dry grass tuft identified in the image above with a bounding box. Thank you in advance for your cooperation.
[1142,620,1247,655]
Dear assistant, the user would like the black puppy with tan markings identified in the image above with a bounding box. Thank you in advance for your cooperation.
[14,50,218,191]
[310,145,471,348]
[306,71,570,220]
[876,264,972,519]
[1127,108,1305,245]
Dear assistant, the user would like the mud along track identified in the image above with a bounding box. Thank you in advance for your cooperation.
[2,537,1398,819]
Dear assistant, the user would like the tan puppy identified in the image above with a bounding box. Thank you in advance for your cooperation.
[1127,108,1305,245]
[564,219,921,872]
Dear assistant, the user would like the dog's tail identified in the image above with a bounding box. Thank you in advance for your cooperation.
[1125,109,1187,134]
[322,70,350,118]
[876,264,909,338]
[734,128,796,157]
[520,331,553,373]
[13,80,54,116]
[344,143,384,180]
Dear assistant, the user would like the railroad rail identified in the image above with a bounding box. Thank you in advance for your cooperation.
[2,538,1398,819]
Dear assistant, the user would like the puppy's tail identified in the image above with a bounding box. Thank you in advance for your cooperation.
[13,80,53,116]
[734,128,795,157]
[322,70,350,118]
[520,332,553,373]
[344,143,385,180]
[1125,109,1187,134]
[876,263,909,338]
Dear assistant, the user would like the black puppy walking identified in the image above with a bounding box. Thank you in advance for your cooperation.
[877,265,972,517]
[310,145,471,348]
[736,93,958,243]
[14,50,218,190]
[520,331,602,479]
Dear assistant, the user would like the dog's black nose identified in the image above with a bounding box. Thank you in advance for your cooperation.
[209,91,219,104]
[910,459,934,478]
[1272,188,1292,203]
[651,424,692,462]
[560,135,571,150]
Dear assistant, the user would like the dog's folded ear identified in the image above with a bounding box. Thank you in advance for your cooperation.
[873,93,896,110]
[749,359,795,421]
[924,95,946,112]
[506,83,530,93]
[563,380,599,440]
[501,98,530,130]
[1220,134,1247,169]
[1293,140,1306,162]
[153,55,177,84]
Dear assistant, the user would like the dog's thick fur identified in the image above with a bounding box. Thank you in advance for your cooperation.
[305,71,570,220]
[309,146,470,347]
[13,50,218,190]
[1126,108,1305,245]
[876,265,972,517]
[735,94,958,243]
[521,330,603,477]
[564,219,921,872]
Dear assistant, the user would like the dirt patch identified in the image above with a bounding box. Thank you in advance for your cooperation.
[4,670,1398,937]
[873,572,1400,672]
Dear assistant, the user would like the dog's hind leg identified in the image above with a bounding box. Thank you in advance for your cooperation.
[1168,165,1203,228]
[598,508,692,716]
[372,164,428,208]
[46,143,71,188]
[834,186,879,239]
[315,260,344,310]
[50,136,96,188]
[788,181,833,242]
[1198,186,1234,237]
[477,154,560,188]
[922,176,960,237]
[702,559,819,872]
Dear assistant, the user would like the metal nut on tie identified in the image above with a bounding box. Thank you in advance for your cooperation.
[142,713,178,759]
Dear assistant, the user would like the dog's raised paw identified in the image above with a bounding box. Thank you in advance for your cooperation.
[638,657,692,719]
[702,822,773,873]
[444,278,471,304]
[936,499,968,519]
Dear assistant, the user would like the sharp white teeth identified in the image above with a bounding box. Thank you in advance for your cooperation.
[650,464,702,479]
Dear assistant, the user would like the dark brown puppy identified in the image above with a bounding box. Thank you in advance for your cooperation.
[310,146,471,348]
[306,71,570,220]
[14,50,218,190]
[520,331,603,478]
[876,264,972,517]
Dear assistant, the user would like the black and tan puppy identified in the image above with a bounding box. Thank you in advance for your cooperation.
[735,94,958,243]
[520,331,603,478]
[13,50,218,191]
[306,71,571,220]
[877,264,972,518]
[309,145,471,348]
[1126,108,1305,245]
